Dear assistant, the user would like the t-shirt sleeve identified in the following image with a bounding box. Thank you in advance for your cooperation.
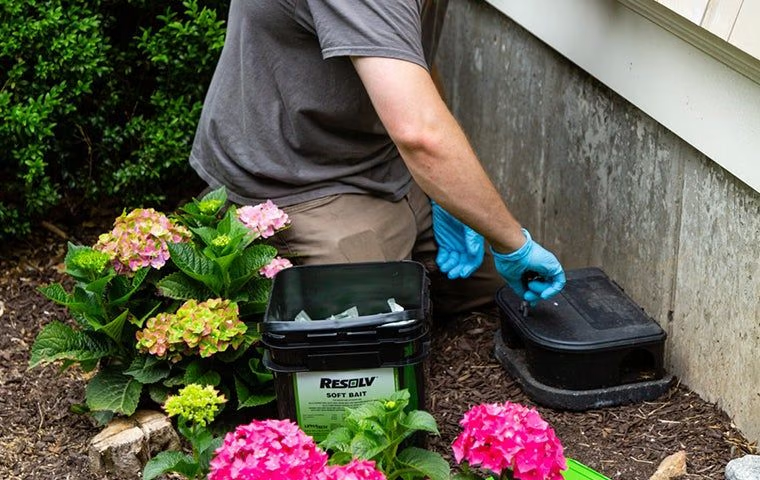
[305,0,428,70]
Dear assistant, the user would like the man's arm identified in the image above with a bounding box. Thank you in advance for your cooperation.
[351,56,525,254]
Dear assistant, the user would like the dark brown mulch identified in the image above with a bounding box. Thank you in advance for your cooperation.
[0,220,756,480]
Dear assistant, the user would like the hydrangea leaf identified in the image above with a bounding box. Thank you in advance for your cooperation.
[148,383,171,405]
[228,245,277,287]
[199,185,227,206]
[143,451,197,480]
[396,446,451,480]
[85,369,143,416]
[189,226,218,246]
[84,273,117,298]
[125,355,170,384]
[319,426,353,453]
[37,283,73,306]
[183,361,221,386]
[397,447,451,480]
[110,267,150,306]
[399,410,440,435]
[28,321,114,368]
[157,272,214,300]
[95,309,129,344]
[166,242,222,294]
[234,375,275,409]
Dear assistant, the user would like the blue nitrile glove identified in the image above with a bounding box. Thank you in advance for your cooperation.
[491,228,566,304]
[431,201,485,279]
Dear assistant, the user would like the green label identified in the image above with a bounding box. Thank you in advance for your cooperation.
[294,368,398,440]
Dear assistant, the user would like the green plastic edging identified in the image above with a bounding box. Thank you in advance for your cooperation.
[562,458,610,480]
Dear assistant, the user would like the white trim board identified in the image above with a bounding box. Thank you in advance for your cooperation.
[484,0,760,194]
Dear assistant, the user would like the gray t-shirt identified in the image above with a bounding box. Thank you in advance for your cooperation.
[189,0,448,206]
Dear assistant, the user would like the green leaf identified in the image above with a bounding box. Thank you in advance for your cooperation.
[110,267,150,307]
[37,283,73,306]
[90,410,114,426]
[399,410,440,435]
[63,243,94,279]
[200,185,227,205]
[132,302,162,329]
[85,273,117,298]
[163,374,186,387]
[157,272,214,300]
[345,401,387,425]
[247,356,273,384]
[142,451,197,480]
[125,355,171,384]
[396,446,451,480]
[213,251,239,275]
[166,242,222,293]
[198,436,223,469]
[28,321,114,369]
[227,246,277,290]
[183,361,220,386]
[348,431,388,460]
[189,226,218,246]
[85,369,143,416]
[95,309,129,344]
[319,426,353,452]
[148,383,171,405]
[234,375,276,409]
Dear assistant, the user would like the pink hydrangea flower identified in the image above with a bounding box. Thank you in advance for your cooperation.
[452,402,567,480]
[316,459,387,480]
[259,256,293,278]
[94,208,190,274]
[208,419,328,480]
[135,299,246,362]
[237,200,290,239]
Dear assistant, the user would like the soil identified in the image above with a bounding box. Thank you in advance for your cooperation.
[0,215,756,480]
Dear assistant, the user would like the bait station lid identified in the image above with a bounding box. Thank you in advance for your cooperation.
[495,267,673,410]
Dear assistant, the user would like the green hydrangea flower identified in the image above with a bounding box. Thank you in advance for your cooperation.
[198,198,224,215]
[136,298,247,361]
[164,384,226,427]
[211,234,230,248]
[69,248,111,274]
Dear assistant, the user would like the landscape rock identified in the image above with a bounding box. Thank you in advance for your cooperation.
[649,450,687,480]
[88,410,180,479]
[725,455,760,480]
[133,409,181,455]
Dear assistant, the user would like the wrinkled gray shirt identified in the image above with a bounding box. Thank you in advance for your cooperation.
[189,0,448,206]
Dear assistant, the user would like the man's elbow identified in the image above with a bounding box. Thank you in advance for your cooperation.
[388,120,441,158]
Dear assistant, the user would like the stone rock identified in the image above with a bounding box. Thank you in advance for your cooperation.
[725,455,760,480]
[649,450,687,480]
[88,410,180,479]
[133,410,181,456]
[89,418,147,479]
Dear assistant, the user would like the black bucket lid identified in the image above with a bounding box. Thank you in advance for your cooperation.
[496,267,666,352]
[262,261,429,335]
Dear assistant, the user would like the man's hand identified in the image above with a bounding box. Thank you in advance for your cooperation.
[492,228,565,303]
[431,201,484,279]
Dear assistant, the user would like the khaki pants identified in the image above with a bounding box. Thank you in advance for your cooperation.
[270,182,504,318]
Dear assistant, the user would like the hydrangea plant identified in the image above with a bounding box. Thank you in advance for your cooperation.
[94,208,191,274]
[144,384,227,480]
[209,418,329,480]
[452,402,567,480]
[29,187,292,423]
[136,298,246,361]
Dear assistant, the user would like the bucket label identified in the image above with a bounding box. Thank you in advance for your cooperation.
[294,367,398,440]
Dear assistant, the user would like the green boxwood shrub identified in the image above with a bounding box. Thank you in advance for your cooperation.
[0,0,226,240]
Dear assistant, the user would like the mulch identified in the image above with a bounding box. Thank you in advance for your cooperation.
[0,220,755,480]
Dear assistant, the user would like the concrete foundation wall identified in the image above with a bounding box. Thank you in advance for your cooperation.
[436,0,760,443]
